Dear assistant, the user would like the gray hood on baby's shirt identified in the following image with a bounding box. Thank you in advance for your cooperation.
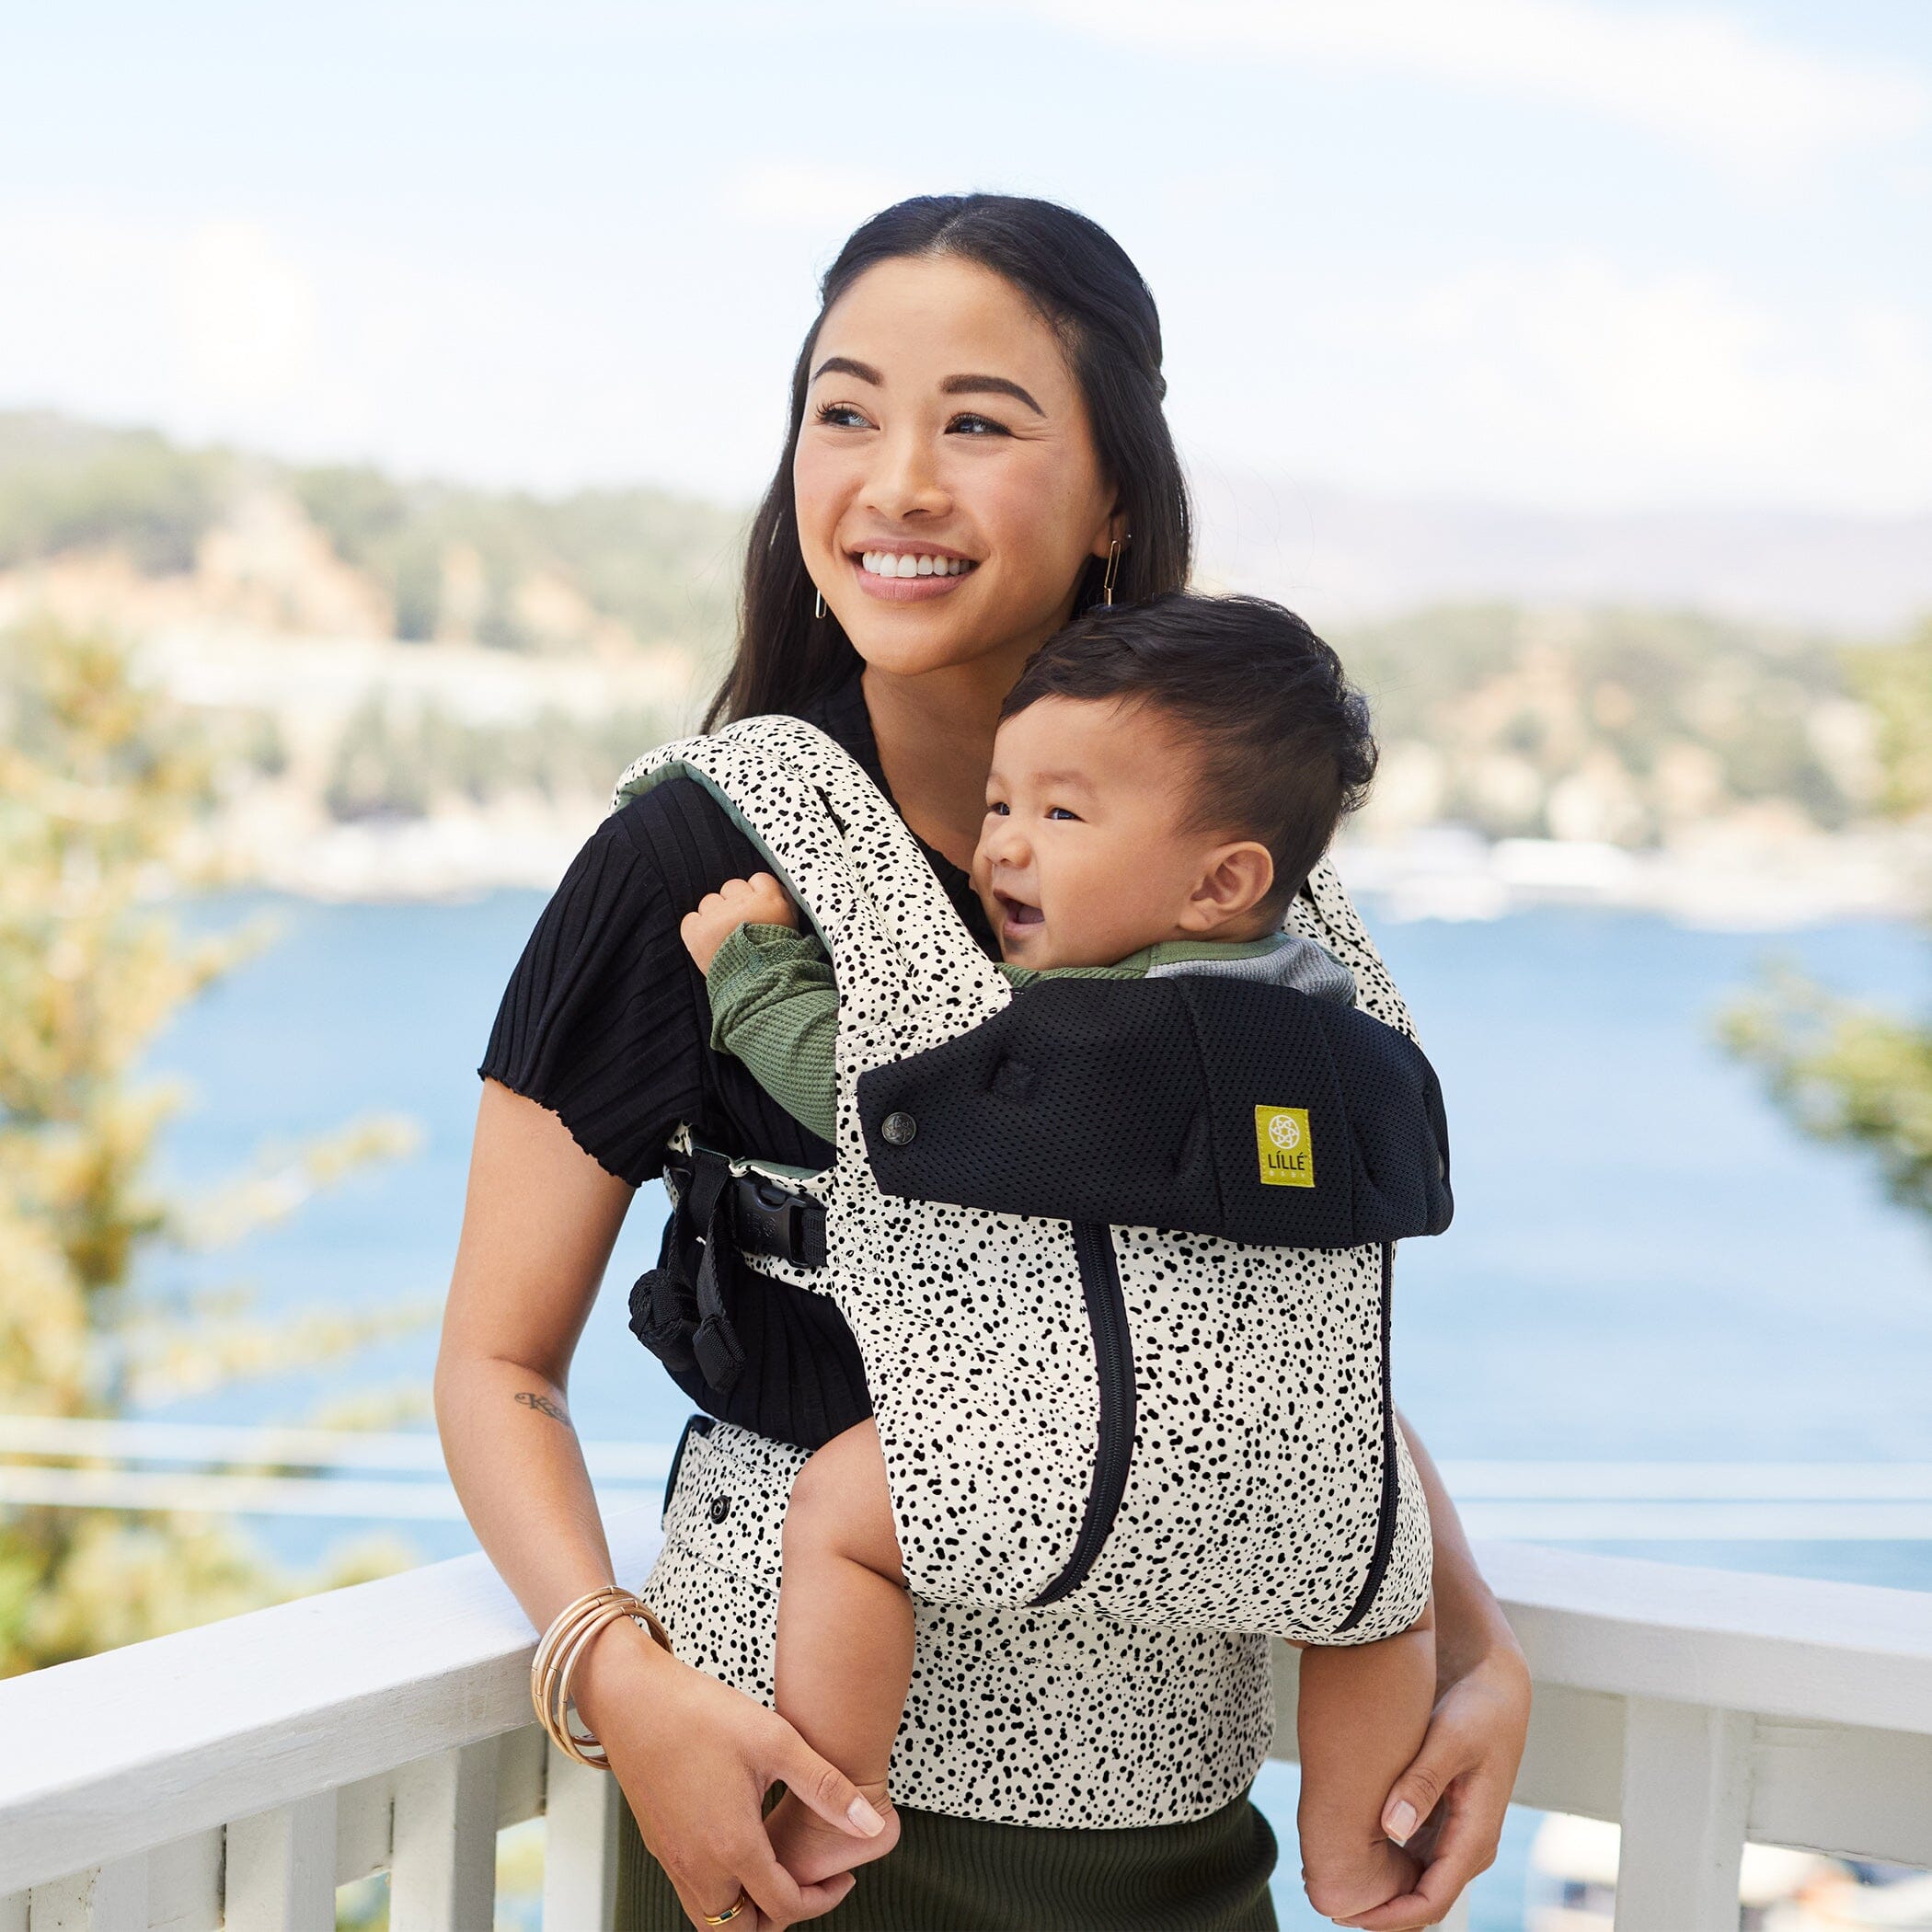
[1145,931,1357,1006]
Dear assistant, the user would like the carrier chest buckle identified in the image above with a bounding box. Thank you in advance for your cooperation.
[729,1173,826,1269]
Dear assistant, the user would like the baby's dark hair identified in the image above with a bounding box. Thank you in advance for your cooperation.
[998,590,1376,917]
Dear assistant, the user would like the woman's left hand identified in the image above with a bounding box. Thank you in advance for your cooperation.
[1328,1634,1531,1930]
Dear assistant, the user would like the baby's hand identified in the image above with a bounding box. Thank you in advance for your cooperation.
[680,872,799,973]
[1296,1788,1422,1925]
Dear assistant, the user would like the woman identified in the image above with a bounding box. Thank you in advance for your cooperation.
[436,194,1529,1932]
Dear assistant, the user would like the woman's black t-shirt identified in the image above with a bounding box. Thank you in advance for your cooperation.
[477,669,1000,1452]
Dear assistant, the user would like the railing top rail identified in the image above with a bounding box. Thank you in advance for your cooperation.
[0,1530,1927,1894]
[1478,1541,1932,1733]
[0,1509,665,1893]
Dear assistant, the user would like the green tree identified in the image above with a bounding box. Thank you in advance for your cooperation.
[0,414,227,574]
[1720,617,1932,1208]
[0,616,436,1676]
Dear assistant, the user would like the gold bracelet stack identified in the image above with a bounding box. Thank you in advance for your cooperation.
[531,1583,674,1768]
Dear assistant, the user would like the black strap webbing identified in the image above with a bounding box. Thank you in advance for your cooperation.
[627,1148,825,1394]
[684,1155,746,1393]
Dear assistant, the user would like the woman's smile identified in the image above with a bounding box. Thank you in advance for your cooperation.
[849,541,980,604]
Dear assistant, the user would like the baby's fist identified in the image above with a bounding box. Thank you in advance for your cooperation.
[680,871,798,973]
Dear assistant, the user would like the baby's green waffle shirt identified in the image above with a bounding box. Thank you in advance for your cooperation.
[704,921,1355,1144]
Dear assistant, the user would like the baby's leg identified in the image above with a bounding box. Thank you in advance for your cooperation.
[1294,1593,1436,1920]
[766,1420,908,1885]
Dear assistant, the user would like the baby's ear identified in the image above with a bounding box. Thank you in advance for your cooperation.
[1183,841,1275,932]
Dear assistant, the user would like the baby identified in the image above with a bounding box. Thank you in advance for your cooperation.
[679,591,1437,1920]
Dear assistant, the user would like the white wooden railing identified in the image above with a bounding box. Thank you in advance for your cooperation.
[2,1518,1928,1931]
[13,1418,1932,1543]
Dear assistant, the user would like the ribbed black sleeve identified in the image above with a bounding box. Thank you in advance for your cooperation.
[477,806,702,1186]
[479,778,867,1179]
[478,775,879,1448]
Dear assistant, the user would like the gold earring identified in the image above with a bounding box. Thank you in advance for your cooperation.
[813,586,825,620]
[1102,537,1124,608]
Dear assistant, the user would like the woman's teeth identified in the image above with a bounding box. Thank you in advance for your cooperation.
[858,551,972,579]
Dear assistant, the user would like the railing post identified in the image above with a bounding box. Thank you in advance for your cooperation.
[24,1856,147,1930]
[390,1737,501,1932]
[541,1738,624,1929]
[1615,1696,1752,1931]
[226,1789,339,1931]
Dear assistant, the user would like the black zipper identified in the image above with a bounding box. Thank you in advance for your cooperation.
[1030,1220,1137,1607]
[1335,1240,1399,1633]
[661,1412,713,1529]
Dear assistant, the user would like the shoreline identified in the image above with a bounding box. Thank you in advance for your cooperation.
[1334,823,1932,932]
[166,799,1932,932]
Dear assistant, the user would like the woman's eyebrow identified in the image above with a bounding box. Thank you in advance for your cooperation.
[941,373,1045,416]
[811,355,882,385]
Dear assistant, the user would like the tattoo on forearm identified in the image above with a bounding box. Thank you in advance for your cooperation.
[514,1390,572,1427]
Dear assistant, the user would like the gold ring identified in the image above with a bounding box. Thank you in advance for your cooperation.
[702,1888,752,1925]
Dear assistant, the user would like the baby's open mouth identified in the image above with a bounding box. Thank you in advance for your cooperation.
[994,891,1044,930]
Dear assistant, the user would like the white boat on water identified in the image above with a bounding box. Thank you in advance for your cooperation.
[1528,1813,1932,1928]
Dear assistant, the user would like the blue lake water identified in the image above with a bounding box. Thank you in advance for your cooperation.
[132,886,1932,1928]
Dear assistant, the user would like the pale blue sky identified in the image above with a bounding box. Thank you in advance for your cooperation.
[5,1,1927,513]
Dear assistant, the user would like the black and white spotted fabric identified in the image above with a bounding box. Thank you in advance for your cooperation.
[606,722,1437,1823]
[649,1414,1285,1826]
[611,715,1431,1655]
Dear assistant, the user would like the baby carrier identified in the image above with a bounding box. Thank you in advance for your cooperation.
[615,715,1452,1645]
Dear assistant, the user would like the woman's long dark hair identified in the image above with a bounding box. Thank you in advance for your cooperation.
[707,193,1193,728]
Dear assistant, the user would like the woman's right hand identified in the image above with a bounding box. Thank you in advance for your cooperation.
[440,1081,873,1924]
[575,1621,886,1929]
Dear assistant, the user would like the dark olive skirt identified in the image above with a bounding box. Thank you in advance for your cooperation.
[612,1785,1278,1932]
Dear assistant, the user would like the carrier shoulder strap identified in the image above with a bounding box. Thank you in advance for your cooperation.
[613,716,1009,1392]
[610,714,1008,1089]
[1294,854,1420,1045]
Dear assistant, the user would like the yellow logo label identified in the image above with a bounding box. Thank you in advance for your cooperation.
[1255,1106,1314,1188]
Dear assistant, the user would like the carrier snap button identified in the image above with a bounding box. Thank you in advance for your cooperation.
[708,1495,731,1524]
[880,1111,917,1147]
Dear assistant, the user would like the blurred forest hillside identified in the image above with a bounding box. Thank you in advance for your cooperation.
[1341,605,1869,844]
[1330,603,1924,926]
[0,411,744,896]
[2,408,1926,919]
